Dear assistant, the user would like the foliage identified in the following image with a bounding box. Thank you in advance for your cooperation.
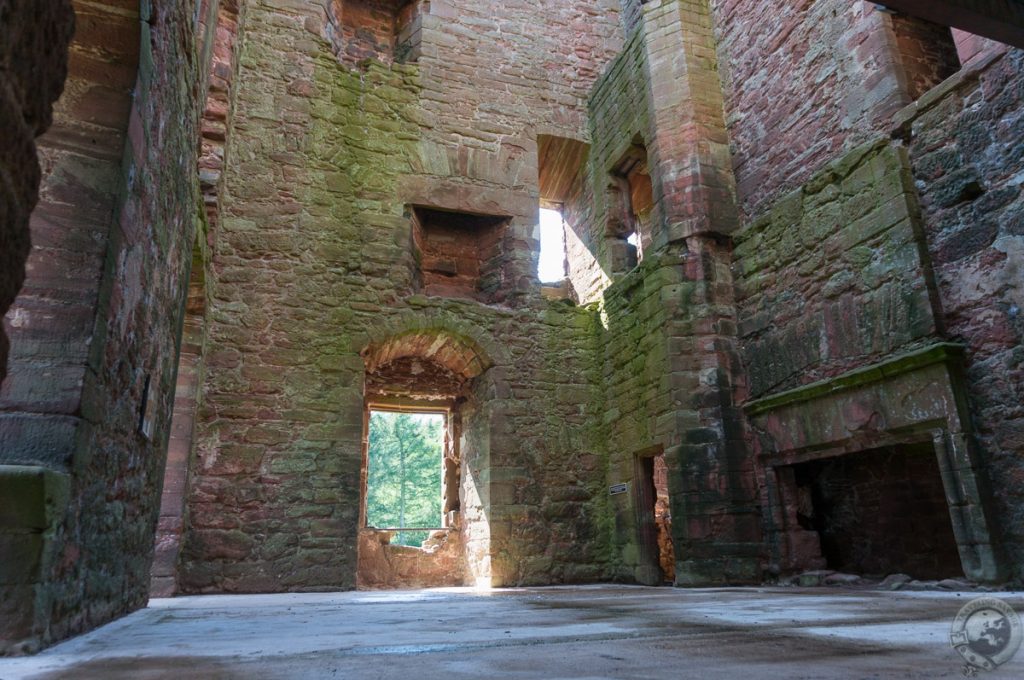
[366,411,444,547]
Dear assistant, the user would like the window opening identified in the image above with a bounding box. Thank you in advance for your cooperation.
[538,205,567,283]
[610,140,654,272]
[366,410,445,547]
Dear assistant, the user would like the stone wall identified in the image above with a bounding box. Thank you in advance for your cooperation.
[0,0,73,383]
[1,1,140,441]
[1,0,209,653]
[897,48,1024,580]
[43,0,208,645]
[565,27,649,304]
[564,1,759,586]
[179,0,622,592]
[710,0,959,217]
[596,249,683,583]
[733,139,943,399]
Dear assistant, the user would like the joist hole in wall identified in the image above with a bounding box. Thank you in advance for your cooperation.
[411,206,512,302]
[326,0,424,67]
[885,11,961,99]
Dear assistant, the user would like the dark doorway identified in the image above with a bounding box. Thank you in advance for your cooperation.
[635,448,675,585]
[791,442,963,579]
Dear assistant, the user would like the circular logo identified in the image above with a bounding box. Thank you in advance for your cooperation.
[950,597,1022,672]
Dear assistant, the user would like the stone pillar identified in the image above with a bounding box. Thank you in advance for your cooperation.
[637,1,761,584]
[669,236,762,584]
[641,0,740,247]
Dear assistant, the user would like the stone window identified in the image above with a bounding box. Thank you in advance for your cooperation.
[411,206,512,302]
[359,342,472,587]
[538,203,567,284]
[608,141,653,273]
[365,409,446,547]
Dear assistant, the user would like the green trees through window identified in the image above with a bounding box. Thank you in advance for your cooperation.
[366,411,444,547]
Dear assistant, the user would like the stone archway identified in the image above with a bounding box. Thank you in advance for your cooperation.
[359,318,509,588]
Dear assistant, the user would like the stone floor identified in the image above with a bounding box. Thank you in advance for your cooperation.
[1,585,1022,679]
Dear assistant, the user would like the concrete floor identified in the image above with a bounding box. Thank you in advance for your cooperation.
[1,586,1022,679]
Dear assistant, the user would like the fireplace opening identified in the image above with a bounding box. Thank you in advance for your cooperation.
[790,442,963,580]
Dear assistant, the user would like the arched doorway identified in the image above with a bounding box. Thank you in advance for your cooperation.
[358,327,497,588]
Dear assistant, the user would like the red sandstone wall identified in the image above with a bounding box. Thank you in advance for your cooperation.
[178,0,622,592]
[417,0,622,149]
[710,0,958,218]
[1,1,140,462]
[0,0,209,648]
[900,48,1024,580]
[198,0,244,238]
[0,1,73,384]
[733,140,944,398]
[565,28,650,304]
[557,2,761,585]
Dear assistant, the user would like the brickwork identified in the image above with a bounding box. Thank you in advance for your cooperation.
[178,0,622,592]
[1,0,210,653]
[566,28,649,303]
[0,0,73,388]
[38,0,208,646]
[325,0,406,67]
[710,0,959,218]
[5,0,1024,656]
[790,443,963,579]
[198,0,245,240]
[619,0,647,37]
[734,139,942,398]
[897,48,1024,579]
[565,2,759,586]
[952,28,1005,65]
[1,0,141,464]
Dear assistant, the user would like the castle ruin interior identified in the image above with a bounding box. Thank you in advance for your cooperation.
[1,0,1023,676]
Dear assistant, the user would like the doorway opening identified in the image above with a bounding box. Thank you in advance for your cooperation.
[635,447,675,585]
[784,442,963,579]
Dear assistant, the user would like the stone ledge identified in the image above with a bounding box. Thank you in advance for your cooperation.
[891,45,1010,134]
[744,342,965,417]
